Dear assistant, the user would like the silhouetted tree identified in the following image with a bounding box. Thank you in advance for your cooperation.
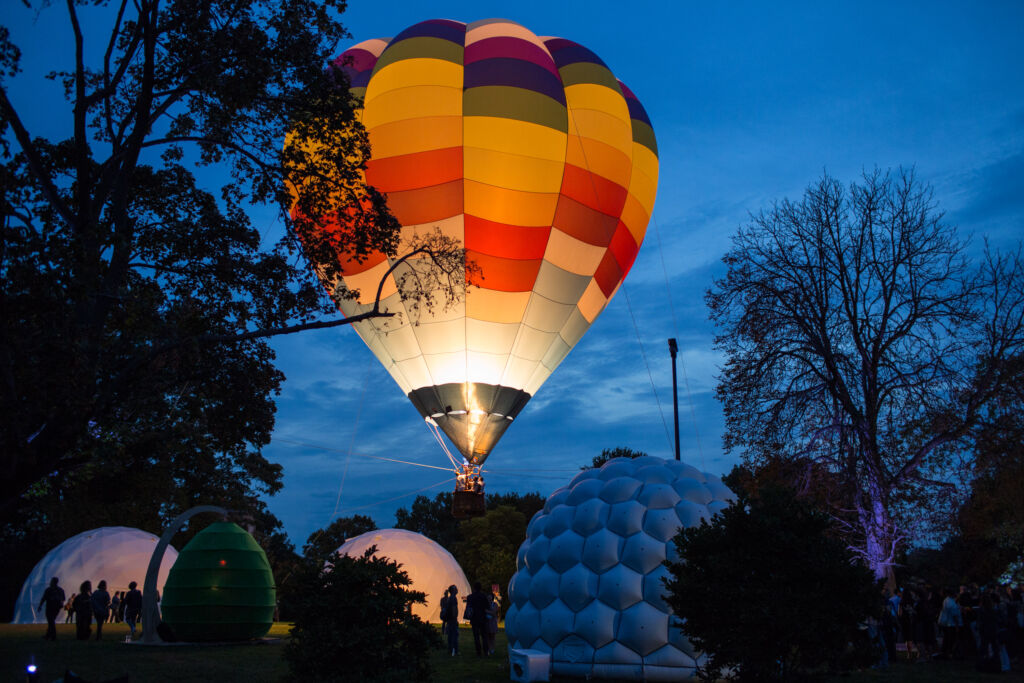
[581,446,648,470]
[0,0,464,529]
[707,168,1024,582]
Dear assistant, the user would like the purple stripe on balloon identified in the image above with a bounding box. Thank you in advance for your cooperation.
[464,58,566,104]
[465,37,560,78]
[619,81,652,127]
[349,70,373,88]
[335,48,380,74]
[544,38,608,69]
[391,19,466,46]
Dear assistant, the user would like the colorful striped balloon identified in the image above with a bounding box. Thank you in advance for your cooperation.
[310,18,658,466]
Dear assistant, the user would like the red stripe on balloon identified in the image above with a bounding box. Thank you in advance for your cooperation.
[465,215,551,260]
[366,147,463,193]
[466,250,543,292]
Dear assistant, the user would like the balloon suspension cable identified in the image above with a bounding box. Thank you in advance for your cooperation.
[567,108,673,456]
[425,417,465,472]
[275,437,454,471]
[652,214,706,471]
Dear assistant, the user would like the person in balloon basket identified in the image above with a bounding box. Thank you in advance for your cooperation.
[443,584,460,655]
[36,576,66,640]
[91,579,111,640]
[123,581,143,640]
[72,581,93,640]
[466,582,490,656]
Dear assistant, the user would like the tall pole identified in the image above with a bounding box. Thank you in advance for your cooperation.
[668,338,680,461]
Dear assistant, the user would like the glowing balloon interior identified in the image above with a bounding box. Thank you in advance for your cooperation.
[306,19,658,465]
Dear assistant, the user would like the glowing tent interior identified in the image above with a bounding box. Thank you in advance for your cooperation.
[333,528,471,624]
[12,527,178,624]
[295,18,659,468]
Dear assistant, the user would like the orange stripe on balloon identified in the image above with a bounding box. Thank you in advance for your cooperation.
[552,194,619,247]
[383,179,463,225]
[366,146,463,192]
[593,249,623,297]
[465,215,550,259]
[559,163,629,216]
[467,250,543,292]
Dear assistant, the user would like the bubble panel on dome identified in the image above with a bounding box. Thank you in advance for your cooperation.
[506,456,736,680]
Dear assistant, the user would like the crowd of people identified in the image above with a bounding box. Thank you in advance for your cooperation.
[35,576,144,642]
[869,582,1023,673]
[438,582,500,657]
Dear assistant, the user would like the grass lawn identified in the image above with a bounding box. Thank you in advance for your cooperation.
[1,621,1012,682]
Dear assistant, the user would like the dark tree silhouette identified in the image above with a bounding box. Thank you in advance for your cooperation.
[707,169,1024,582]
[303,514,378,565]
[0,0,465,528]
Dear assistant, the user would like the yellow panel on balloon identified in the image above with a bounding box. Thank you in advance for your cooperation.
[463,146,565,194]
[576,278,608,323]
[367,116,463,159]
[566,108,633,158]
[563,83,631,127]
[362,85,462,129]
[368,58,463,97]
[465,350,509,386]
[619,194,652,245]
[342,259,398,305]
[466,318,519,355]
[422,349,467,387]
[464,180,559,227]
[467,288,531,324]
[464,117,566,163]
[543,227,608,276]
[564,135,632,191]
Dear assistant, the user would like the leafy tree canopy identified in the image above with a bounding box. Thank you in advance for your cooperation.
[665,486,879,682]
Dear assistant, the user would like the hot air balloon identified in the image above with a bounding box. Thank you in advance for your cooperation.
[294,19,658,513]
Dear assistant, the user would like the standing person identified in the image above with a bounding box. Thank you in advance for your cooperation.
[466,582,490,657]
[900,588,918,661]
[938,587,962,659]
[110,592,121,623]
[485,591,500,656]
[915,587,937,662]
[443,584,460,656]
[439,587,450,636]
[123,581,142,640]
[36,577,66,641]
[65,593,76,624]
[73,581,93,641]
[91,579,111,640]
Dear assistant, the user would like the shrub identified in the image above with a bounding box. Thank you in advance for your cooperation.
[664,487,879,681]
[284,546,441,682]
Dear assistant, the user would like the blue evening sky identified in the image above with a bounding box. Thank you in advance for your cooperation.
[5,1,1023,548]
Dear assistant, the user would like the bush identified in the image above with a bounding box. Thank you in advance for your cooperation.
[284,546,442,682]
[664,487,879,681]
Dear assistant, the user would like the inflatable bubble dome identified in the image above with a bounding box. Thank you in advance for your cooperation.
[504,456,736,681]
[12,526,178,624]
[334,528,471,624]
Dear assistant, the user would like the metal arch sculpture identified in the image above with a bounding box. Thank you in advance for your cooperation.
[141,505,228,644]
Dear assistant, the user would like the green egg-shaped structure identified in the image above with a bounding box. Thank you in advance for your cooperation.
[161,521,275,641]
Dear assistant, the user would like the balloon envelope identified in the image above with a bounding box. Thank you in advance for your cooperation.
[304,19,658,464]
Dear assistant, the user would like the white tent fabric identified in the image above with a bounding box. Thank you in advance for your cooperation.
[334,528,471,624]
[12,526,178,624]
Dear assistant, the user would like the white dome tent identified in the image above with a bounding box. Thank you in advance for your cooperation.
[334,528,471,624]
[505,456,737,681]
[12,526,179,624]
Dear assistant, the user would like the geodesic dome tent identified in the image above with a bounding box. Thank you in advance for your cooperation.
[504,456,736,681]
[334,528,471,624]
[12,526,178,624]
